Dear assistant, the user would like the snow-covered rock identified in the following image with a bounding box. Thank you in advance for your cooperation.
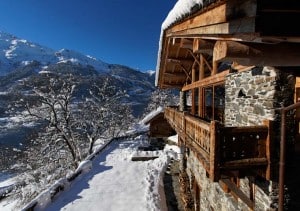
[0,31,109,75]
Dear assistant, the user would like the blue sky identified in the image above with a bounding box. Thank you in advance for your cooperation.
[0,0,175,71]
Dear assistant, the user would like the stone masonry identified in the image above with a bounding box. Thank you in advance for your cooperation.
[184,66,296,210]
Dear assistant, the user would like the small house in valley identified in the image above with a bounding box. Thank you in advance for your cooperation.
[156,0,300,210]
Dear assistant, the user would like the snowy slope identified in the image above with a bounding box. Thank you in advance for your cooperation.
[37,135,179,211]
[0,31,109,75]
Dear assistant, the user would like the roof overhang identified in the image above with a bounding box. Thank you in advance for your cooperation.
[156,0,300,89]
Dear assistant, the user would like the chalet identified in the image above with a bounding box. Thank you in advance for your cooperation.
[143,107,175,138]
[155,0,300,210]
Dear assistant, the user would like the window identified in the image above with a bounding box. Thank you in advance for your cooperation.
[202,84,225,122]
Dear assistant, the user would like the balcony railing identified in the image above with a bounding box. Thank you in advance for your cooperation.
[165,107,273,181]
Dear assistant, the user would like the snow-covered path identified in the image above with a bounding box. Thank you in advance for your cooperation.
[41,136,170,211]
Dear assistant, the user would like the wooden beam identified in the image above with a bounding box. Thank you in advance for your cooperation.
[161,83,183,89]
[199,54,205,80]
[164,72,186,81]
[220,178,254,210]
[192,61,196,82]
[158,37,171,88]
[221,158,268,169]
[193,38,215,55]
[213,40,300,66]
[167,58,194,67]
[180,64,192,82]
[166,17,256,37]
[166,0,257,36]
[202,55,213,72]
[213,40,260,64]
[182,70,229,91]
[168,3,228,34]
[180,38,193,50]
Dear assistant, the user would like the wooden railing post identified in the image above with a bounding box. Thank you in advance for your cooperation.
[263,119,274,180]
[209,121,220,181]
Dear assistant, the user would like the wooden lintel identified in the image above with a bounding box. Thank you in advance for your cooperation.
[193,38,215,55]
[213,40,300,66]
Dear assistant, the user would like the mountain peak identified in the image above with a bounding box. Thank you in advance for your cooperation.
[0,31,109,75]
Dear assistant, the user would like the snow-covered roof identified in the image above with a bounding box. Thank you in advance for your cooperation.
[155,0,204,86]
[141,106,164,125]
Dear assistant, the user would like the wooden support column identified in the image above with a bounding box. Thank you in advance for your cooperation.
[212,61,218,76]
[191,62,197,115]
[263,119,274,180]
[198,54,205,117]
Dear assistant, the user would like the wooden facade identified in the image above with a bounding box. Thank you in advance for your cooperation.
[156,0,300,210]
[144,112,175,138]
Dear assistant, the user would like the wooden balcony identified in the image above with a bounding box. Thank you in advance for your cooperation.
[165,107,273,182]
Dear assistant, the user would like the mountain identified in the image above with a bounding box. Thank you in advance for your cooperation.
[0,31,155,111]
[0,31,110,76]
[0,31,156,156]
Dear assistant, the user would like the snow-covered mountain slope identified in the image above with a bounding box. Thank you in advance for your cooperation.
[0,31,109,75]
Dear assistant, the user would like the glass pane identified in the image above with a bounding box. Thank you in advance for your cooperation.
[214,85,225,122]
[204,87,213,120]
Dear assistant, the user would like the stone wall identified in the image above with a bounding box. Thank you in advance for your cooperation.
[225,66,295,127]
[225,66,276,126]
[184,66,296,210]
[186,151,277,210]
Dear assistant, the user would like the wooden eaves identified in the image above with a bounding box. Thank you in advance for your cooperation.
[156,0,300,90]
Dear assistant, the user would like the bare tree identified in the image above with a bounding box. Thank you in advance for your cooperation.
[10,73,135,207]
[77,77,133,154]
[144,88,179,113]
[16,73,134,166]
[20,73,83,167]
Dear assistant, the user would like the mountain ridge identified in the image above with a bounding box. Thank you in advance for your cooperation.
[0,31,154,76]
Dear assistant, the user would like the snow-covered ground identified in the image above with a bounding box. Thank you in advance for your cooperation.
[0,134,180,211]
